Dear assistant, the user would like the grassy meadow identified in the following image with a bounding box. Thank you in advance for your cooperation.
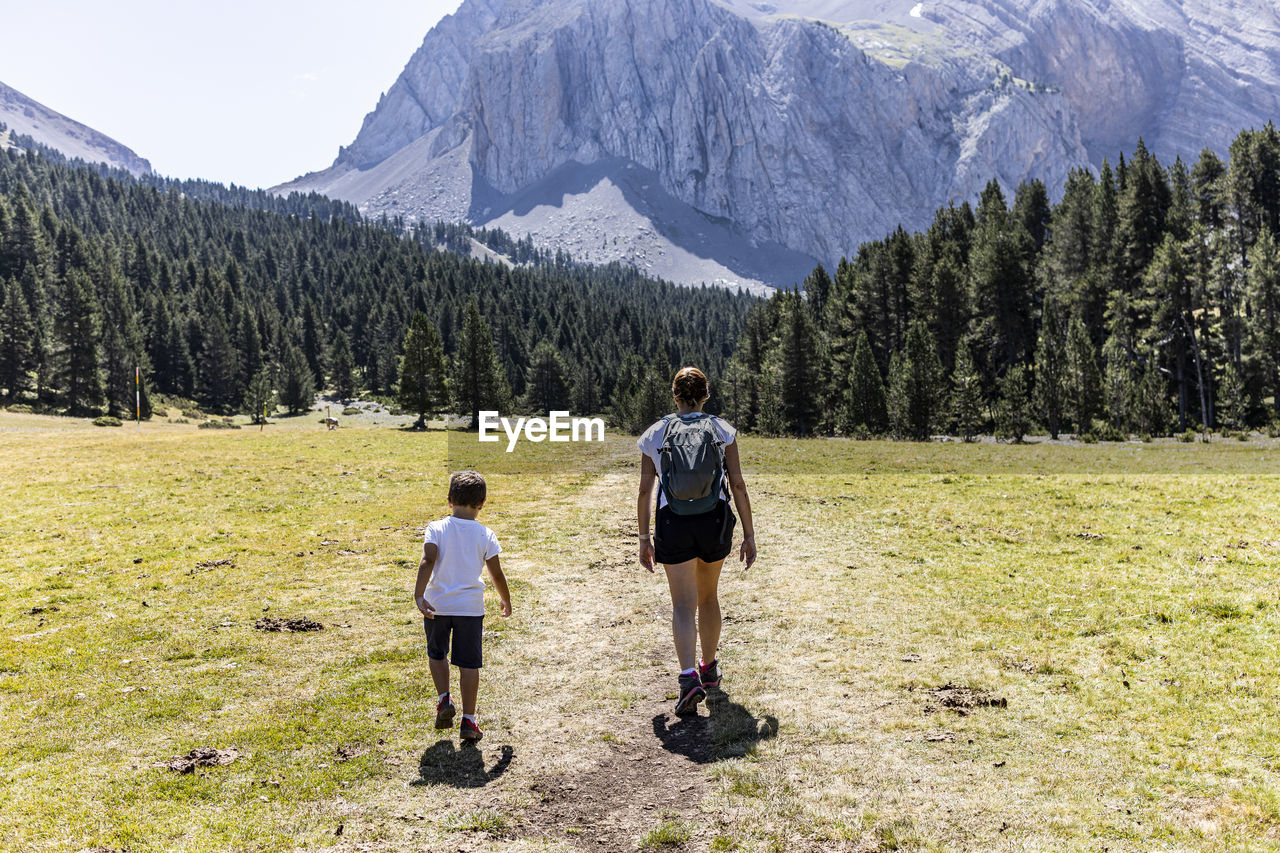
[2,410,1280,852]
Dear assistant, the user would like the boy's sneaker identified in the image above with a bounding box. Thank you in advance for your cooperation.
[460,717,483,742]
[674,671,706,716]
[699,658,722,690]
[434,694,456,729]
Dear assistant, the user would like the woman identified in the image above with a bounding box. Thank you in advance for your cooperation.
[637,367,757,716]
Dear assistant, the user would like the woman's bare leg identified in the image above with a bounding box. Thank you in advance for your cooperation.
[695,557,724,664]
[663,559,699,671]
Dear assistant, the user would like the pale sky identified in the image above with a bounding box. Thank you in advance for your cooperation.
[0,0,464,188]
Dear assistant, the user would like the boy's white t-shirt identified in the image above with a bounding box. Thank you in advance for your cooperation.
[422,516,501,617]
[637,413,737,509]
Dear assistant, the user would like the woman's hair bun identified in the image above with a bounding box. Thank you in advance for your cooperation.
[672,366,709,406]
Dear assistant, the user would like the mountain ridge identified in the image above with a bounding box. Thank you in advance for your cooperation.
[0,81,151,177]
[276,0,1280,290]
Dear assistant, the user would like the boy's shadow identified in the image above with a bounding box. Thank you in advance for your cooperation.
[652,689,778,763]
[411,740,514,788]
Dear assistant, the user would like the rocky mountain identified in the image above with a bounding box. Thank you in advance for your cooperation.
[276,0,1280,290]
[0,81,151,177]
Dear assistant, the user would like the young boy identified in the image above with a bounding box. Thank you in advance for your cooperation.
[414,470,511,742]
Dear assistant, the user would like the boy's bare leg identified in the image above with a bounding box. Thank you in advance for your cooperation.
[695,557,725,664]
[663,559,699,671]
[429,657,451,697]
[459,667,480,716]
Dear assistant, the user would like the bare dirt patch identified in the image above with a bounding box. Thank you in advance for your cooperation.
[153,747,240,773]
[254,616,323,632]
[513,669,777,850]
[924,683,1008,715]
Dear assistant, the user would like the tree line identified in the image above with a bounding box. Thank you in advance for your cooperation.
[0,139,750,426]
[724,127,1280,439]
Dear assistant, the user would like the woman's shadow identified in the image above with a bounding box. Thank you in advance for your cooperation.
[652,688,778,763]
[411,740,514,788]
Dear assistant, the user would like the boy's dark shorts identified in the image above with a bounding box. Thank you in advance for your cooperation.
[424,615,484,669]
[654,500,735,564]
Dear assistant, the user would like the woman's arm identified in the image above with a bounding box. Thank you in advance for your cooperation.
[723,441,757,569]
[637,454,657,572]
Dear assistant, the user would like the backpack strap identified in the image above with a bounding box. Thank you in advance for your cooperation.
[654,414,675,530]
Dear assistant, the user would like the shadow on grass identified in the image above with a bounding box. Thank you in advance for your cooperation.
[412,740,514,788]
[651,689,778,763]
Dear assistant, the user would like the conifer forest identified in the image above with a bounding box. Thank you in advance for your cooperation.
[2,123,1280,439]
[0,129,747,431]
[725,129,1280,439]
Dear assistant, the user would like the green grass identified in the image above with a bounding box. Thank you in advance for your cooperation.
[638,819,692,848]
[2,411,1279,851]
[443,807,508,835]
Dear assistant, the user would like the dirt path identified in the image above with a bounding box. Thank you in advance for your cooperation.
[349,464,779,852]
[507,470,774,850]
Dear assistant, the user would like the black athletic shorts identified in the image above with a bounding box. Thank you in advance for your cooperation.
[424,614,484,669]
[654,500,735,564]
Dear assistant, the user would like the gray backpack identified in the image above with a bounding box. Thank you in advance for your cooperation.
[657,413,725,516]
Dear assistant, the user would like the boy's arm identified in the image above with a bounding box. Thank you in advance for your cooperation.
[414,542,438,617]
[486,555,512,617]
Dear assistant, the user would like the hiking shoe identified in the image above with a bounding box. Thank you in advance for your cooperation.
[674,671,706,716]
[460,717,483,742]
[434,694,456,729]
[699,658,722,690]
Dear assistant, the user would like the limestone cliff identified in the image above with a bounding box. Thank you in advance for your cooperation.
[277,0,1280,289]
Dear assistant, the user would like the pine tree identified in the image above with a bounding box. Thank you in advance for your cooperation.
[968,180,1035,380]
[1065,318,1102,435]
[301,299,326,386]
[1013,178,1052,252]
[197,311,239,413]
[839,329,887,436]
[609,354,667,434]
[951,342,984,441]
[451,298,511,429]
[1045,169,1097,322]
[522,340,571,413]
[886,352,909,438]
[1033,299,1068,439]
[886,320,943,440]
[569,360,600,416]
[232,304,263,402]
[1102,332,1135,433]
[0,276,35,401]
[373,308,404,395]
[99,269,147,419]
[1146,233,1204,429]
[397,312,449,430]
[994,366,1031,443]
[1219,361,1247,431]
[19,263,53,405]
[55,269,103,415]
[244,367,275,424]
[755,355,786,437]
[993,366,1034,440]
[1247,228,1280,418]
[329,329,356,400]
[773,293,823,435]
[159,301,195,398]
[279,340,315,415]
[1134,352,1171,436]
[1191,147,1227,229]
[1117,138,1171,294]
